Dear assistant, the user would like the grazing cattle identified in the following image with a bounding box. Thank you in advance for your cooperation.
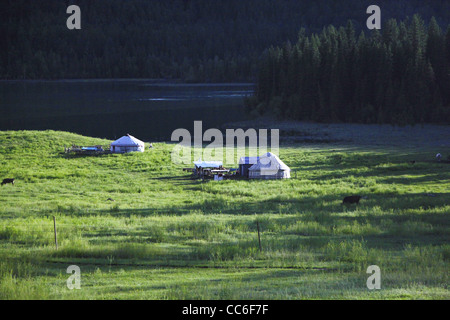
[342,195,363,204]
[1,178,15,186]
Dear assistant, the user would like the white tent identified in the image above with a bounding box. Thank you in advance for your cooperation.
[248,152,290,179]
[193,160,223,168]
[110,134,145,153]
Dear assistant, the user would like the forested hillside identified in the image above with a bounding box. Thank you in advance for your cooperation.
[1,0,450,82]
[248,15,450,124]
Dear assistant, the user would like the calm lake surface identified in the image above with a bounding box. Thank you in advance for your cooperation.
[0,80,253,141]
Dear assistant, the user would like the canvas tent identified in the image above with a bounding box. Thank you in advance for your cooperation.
[239,156,259,178]
[193,160,223,168]
[248,152,290,179]
[110,134,145,153]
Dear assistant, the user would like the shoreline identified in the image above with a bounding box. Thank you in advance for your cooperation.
[221,117,450,148]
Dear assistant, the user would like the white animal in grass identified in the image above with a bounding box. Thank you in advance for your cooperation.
[436,153,442,162]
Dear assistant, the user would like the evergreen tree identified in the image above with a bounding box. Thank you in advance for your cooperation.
[252,16,450,124]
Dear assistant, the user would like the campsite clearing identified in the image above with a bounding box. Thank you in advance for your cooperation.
[0,127,449,299]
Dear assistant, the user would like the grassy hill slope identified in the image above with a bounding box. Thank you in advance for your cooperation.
[0,130,448,299]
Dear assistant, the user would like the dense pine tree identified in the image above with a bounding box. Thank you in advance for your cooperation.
[2,0,450,83]
[249,16,450,124]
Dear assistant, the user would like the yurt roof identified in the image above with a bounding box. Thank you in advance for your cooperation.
[111,134,145,146]
[249,152,290,171]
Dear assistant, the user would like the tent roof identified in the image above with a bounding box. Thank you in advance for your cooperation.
[193,160,223,168]
[249,152,290,171]
[239,156,259,165]
[111,134,145,146]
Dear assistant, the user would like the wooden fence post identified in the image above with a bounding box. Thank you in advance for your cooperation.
[256,220,262,252]
[53,216,58,250]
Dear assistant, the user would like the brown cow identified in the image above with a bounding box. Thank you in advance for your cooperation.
[1,178,15,186]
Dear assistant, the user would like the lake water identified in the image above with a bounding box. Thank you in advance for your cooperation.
[0,80,253,141]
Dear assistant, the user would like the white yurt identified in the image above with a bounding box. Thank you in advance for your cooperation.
[110,134,145,153]
[248,152,290,179]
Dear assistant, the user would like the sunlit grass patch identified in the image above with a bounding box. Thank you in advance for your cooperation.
[0,130,448,299]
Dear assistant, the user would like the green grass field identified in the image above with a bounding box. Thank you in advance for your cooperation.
[0,129,448,299]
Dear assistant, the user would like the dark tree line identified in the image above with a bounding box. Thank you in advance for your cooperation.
[1,0,450,83]
[248,16,450,124]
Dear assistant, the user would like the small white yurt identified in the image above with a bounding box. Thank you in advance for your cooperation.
[110,134,145,153]
[248,152,290,179]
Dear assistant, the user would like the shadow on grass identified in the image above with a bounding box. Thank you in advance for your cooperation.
[54,189,449,218]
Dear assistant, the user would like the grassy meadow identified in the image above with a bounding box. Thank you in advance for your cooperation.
[0,129,449,299]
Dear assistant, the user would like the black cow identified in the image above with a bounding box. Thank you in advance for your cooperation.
[1,178,15,186]
[342,195,364,204]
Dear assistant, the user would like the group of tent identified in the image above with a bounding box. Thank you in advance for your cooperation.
[195,152,291,180]
[112,135,291,180]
